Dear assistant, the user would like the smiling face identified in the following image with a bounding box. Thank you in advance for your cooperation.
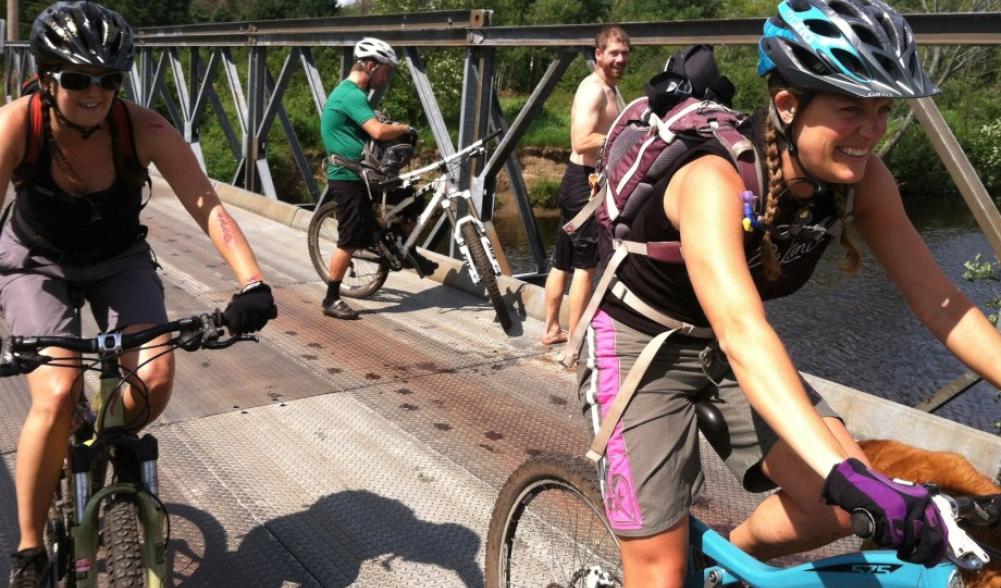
[595,39,630,83]
[779,90,893,187]
[45,65,120,128]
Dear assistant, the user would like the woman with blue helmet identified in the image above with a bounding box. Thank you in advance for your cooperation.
[576,0,1001,584]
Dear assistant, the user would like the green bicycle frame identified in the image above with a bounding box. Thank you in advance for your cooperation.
[68,365,167,587]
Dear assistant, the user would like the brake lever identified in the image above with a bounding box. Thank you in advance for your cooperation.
[932,494,990,570]
[203,334,258,350]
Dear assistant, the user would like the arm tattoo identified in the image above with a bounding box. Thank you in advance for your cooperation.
[215,209,239,246]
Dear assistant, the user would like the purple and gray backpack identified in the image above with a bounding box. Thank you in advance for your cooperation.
[564,45,764,264]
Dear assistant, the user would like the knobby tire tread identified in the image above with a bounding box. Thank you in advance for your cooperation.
[104,496,145,587]
[484,453,613,588]
[460,222,512,331]
[307,202,389,297]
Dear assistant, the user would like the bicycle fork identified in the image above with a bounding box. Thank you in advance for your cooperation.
[448,191,502,283]
[68,363,169,587]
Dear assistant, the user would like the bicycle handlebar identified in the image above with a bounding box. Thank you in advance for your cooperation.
[0,310,254,377]
[850,492,995,570]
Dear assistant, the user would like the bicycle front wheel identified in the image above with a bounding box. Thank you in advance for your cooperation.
[459,222,512,331]
[103,496,145,587]
[485,453,622,588]
[308,202,389,297]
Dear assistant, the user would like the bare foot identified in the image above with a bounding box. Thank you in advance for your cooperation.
[541,330,568,345]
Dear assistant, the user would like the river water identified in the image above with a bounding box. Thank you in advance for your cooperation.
[493,197,1001,435]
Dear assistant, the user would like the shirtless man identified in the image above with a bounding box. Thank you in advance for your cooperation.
[542,25,630,345]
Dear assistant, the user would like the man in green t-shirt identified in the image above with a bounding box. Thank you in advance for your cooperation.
[319,37,430,320]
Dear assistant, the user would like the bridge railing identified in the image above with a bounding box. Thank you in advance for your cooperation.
[3,10,1001,279]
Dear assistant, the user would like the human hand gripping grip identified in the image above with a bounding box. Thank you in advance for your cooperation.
[223,282,278,335]
[822,457,947,567]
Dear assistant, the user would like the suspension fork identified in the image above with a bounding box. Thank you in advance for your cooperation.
[70,483,167,588]
[69,351,166,587]
[448,189,502,282]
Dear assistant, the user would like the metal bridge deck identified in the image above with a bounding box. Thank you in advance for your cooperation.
[0,188,853,586]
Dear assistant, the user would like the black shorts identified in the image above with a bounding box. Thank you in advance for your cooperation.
[330,180,377,249]
[552,162,598,272]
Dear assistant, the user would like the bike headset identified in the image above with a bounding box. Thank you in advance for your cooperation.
[756,0,939,197]
[29,1,135,140]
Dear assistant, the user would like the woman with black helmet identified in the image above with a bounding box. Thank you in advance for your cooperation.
[577,0,1001,584]
[0,3,276,585]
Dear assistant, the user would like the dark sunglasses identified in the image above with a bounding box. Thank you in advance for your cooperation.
[50,70,125,92]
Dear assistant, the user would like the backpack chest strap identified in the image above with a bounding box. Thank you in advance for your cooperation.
[562,239,699,368]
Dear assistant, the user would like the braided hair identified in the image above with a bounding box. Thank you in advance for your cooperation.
[760,77,862,280]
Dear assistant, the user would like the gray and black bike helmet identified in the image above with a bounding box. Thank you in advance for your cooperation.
[30,1,135,71]
[758,0,939,99]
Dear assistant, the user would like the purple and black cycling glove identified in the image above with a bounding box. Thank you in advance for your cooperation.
[822,457,948,567]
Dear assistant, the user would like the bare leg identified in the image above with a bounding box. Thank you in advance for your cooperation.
[729,417,866,560]
[567,267,596,336]
[542,268,568,344]
[15,349,82,550]
[619,516,690,587]
[118,328,175,431]
[327,246,357,283]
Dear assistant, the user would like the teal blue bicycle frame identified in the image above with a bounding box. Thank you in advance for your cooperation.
[687,517,962,587]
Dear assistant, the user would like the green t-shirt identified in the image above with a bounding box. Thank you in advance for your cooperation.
[320,79,375,181]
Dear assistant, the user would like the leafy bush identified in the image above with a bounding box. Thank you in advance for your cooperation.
[528,177,561,209]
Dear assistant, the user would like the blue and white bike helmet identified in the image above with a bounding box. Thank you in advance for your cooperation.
[758,0,939,99]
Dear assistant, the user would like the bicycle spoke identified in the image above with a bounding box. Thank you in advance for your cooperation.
[505,480,621,587]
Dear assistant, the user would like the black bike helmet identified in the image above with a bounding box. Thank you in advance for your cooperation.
[30,1,134,71]
[758,0,939,99]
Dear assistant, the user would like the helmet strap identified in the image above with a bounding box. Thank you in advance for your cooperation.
[45,91,107,140]
[768,98,829,196]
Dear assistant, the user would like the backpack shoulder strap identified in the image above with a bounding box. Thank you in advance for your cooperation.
[711,119,764,203]
[23,93,46,168]
[109,98,140,165]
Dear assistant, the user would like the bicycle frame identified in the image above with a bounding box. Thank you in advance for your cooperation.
[67,341,167,588]
[688,516,962,587]
[373,139,503,283]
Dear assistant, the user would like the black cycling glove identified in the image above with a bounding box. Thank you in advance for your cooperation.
[223,282,278,334]
[822,457,948,566]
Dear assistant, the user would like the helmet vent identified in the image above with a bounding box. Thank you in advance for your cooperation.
[792,45,833,76]
[829,0,859,18]
[874,53,897,75]
[807,19,842,39]
[831,48,868,78]
[852,25,880,48]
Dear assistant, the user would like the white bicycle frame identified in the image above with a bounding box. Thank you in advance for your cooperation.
[372,136,503,283]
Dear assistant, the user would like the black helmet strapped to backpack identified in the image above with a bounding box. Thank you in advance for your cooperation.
[30,1,135,71]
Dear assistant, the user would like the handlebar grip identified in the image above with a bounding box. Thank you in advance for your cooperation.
[851,508,876,539]
[0,362,19,377]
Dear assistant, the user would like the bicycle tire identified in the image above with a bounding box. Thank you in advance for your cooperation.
[307,202,389,297]
[103,496,145,587]
[485,453,622,588]
[460,222,512,331]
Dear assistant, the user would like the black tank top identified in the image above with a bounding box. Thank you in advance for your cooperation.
[11,105,148,263]
[604,110,844,336]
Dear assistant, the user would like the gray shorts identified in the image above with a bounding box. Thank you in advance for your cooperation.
[578,310,840,538]
[0,223,167,337]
